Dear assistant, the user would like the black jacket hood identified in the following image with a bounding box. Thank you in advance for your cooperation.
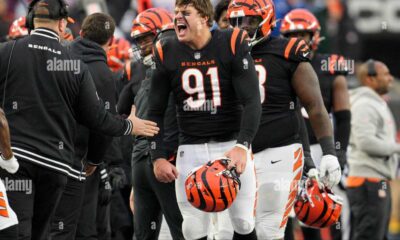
[70,37,107,63]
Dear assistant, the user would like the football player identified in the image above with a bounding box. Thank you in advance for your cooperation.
[118,8,185,240]
[280,8,351,240]
[227,1,341,239]
[0,107,18,239]
[147,0,262,239]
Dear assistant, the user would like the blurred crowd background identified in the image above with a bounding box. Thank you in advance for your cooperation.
[0,0,399,239]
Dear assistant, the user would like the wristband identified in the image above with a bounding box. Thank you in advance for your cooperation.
[235,143,249,152]
[319,136,336,156]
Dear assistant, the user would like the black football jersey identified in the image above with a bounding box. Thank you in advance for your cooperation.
[251,36,311,153]
[305,53,349,144]
[147,28,261,160]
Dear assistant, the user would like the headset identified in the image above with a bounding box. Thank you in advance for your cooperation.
[367,59,377,76]
[26,0,69,31]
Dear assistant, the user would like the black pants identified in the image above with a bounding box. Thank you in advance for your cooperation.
[347,179,391,240]
[110,185,133,240]
[132,157,184,240]
[0,161,67,240]
[0,224,18,239]
[75,168,101,240]
[49,177,85,240]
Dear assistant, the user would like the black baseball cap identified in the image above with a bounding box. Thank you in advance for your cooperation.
[33,0,74,23]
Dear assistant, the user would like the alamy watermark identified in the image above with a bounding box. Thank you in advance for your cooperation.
[321,58,354,75]
[3,177,32,194]
[47,57,81,74]
[183,99,218,114]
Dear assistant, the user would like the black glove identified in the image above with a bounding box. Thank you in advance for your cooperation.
[108,167,128,190]
[98,165,112,205]
[336,149,347,171]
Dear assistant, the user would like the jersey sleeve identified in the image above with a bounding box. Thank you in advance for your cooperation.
[75,65,132,136]
[147,39,172,161]
[230,29,262,147]
[284,38,311,62]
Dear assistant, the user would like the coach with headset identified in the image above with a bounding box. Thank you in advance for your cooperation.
[0,0,158,239]
[347,59,398,240]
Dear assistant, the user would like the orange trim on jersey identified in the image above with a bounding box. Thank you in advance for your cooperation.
[240,31,248,44]
[125,60,132,81]
[0,192,9,217]
[329,54,339,74]
[155,41,164,63]
[346,176,384,187]
[284,38,297,59]
[295,41,305,54]
[230,28,240,55]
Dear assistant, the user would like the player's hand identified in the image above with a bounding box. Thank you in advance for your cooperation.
[129,188,134,214]
[99,165,112,205]
[153,158,178,183]
[224,146,248,174]
[127,106,159,137]
[85,163,97,176]
[307,168,324,189]
[0,154,19,174]
[108,167,128,189]
[319,155,341,189]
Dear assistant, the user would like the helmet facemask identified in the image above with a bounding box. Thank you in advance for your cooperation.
[131,32,155,66]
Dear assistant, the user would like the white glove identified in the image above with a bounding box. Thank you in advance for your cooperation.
[319,154,341,189]
[307,168,324,189]
[0,155,19,174]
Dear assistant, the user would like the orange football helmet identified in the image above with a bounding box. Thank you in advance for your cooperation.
[280,9,322,51]
[294,179,342,228]
[107,37,132,72]
[227,0,276,45]
[62,27,74,42]
[185,158,241,212]
[8,17,28,40]
[130,8,173,64]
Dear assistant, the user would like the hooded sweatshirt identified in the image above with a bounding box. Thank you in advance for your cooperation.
[349,86,399,180]
[70,37,123,176]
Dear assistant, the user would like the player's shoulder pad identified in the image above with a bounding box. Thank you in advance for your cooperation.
[319,53,350,76]
[281,37,311,62]
[152,29,177,64]
[221,27,249,56]
[253,36,310,62]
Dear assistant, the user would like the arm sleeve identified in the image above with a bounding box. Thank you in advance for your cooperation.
[298,108,316,173]
[231,31,261,147]
[352,103,399,157]
[334,110,351,168]
[117,80,136,116]
[75,66,132,136]
[147,47,171,161]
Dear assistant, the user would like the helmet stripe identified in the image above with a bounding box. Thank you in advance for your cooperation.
[320,202,337,228]
[310,198,328,226]
[201,168,216,212]
[219,177,228,210]
[195,169,207,210]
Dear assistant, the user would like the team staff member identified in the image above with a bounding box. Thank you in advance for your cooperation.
[0,108,18,239]
[347,60,398,240]
[118,8,184,240]
[0,0,158,239]
[49,13,123,240]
